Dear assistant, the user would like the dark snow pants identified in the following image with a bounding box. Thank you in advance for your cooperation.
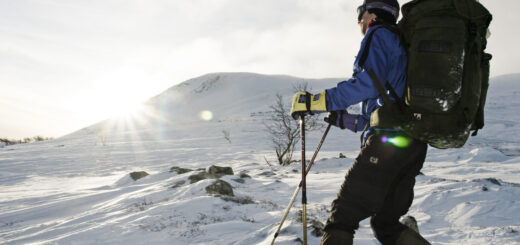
[324,131,427,245]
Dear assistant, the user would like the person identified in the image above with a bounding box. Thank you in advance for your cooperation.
[290,0,431,244]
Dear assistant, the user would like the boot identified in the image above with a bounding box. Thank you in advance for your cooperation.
[321,229,353,245]
[400,215,419,233]
[395,227,431,245]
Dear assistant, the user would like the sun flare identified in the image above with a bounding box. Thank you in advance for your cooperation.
[199,110,214,121]
[109,100,146,118]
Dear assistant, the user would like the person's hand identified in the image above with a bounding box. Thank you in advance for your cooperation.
[290,91,327,120]
[324,110,360,132]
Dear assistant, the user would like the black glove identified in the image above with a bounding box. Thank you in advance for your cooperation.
[324,111,360,132]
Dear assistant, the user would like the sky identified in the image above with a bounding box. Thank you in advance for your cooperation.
[0,0,518,139]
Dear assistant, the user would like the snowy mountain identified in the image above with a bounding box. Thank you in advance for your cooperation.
[142,72,339,123]
[1,73,519,245]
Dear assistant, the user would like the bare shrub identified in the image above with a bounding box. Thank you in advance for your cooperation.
[264,90,322,165]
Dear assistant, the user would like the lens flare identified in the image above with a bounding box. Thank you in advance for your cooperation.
[382,136,389,143]
[382,136,409,148]
[199,110,213,121]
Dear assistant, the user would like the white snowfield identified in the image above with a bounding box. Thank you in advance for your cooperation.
[1,73,519,245]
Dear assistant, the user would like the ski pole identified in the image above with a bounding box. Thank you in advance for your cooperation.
[300,115,307,245]
[270,123,332,245]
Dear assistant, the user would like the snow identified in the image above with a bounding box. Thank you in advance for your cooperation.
[1,72,520,244]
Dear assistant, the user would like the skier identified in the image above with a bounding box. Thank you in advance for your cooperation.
[290,0,430,244]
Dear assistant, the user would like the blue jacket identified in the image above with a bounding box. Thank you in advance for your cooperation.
[325,24,407,132]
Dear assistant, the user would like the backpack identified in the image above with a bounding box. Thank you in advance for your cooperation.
[366,0,492,149]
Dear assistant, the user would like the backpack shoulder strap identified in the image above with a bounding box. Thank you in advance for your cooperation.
[360,24,405,111]
[358,24,400,69]
[368,69,393,106]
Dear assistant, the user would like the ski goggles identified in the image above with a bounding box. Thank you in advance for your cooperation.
[357,4,367,21]
[357,2,399,21]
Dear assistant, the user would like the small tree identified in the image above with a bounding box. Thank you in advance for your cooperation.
[292,81,312,94]
[264,92,321,165]
[0,136,52,145]
[33,136,44,142]
[97,128,108,146]
[222,130,231,143]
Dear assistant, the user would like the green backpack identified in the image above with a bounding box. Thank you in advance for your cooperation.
[368,0,493,149]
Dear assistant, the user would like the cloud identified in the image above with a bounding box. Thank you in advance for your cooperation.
[0,0,518,138]
[155,0,364,78]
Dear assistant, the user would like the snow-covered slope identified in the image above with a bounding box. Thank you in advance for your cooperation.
[0,73,519,245]
[144,72,338,122]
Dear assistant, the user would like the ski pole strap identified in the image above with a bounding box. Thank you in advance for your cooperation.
[305,92,314,115]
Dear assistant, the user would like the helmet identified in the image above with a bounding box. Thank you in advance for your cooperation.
[357,0,400,21]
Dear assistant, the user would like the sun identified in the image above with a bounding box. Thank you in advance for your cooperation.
[97,81,152,120]
[75,90,149,129]
[107,98,146,118]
